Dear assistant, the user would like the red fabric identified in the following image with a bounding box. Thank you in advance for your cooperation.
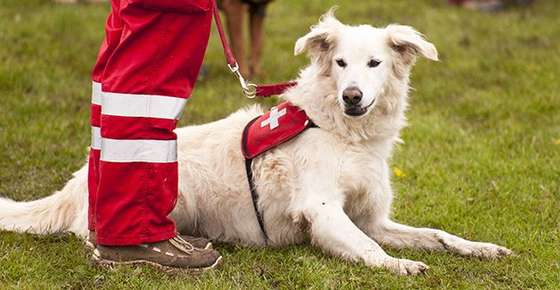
[88,0,212,245]
[91,0,123,83]
[101,0,212,97]
[90,104,101,127]
[95,161,179,245]
[88,1,123,231]
[88,149,101,231]
[242,102,311,160]
[101,115,177,140]
[128,0,211,14]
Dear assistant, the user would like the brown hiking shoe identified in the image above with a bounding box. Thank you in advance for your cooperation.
[92,236,222,272]
[181,235,212,250]
[86,231,212,250]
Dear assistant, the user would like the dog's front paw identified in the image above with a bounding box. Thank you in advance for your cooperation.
[383,258,429,275]
[457,242,513,259]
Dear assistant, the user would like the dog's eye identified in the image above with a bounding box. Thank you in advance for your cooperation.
[367,59,381,68]
[336,59,347,68]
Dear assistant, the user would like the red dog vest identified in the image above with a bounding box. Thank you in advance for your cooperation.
[242,102,316,160]
[241,101,317,243]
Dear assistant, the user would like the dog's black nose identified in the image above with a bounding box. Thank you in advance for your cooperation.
[342,87,363,106]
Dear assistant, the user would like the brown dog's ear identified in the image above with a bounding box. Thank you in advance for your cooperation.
[294,9,342,56]
[386,24,439,63]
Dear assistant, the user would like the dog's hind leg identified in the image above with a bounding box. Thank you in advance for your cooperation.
[300,202,429,275]
[368,219,512,259]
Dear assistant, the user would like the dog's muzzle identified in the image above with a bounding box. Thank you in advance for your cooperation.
[342,86,374,117]
[344,99,375,117]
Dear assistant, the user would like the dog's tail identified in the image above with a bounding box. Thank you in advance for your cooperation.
[0,165,89,238]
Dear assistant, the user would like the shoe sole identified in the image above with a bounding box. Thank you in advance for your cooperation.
[92,252,222,274]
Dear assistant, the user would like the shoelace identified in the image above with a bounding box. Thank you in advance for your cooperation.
[169,235,195,255]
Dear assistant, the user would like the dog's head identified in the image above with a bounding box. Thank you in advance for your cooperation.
[293,10,438,121]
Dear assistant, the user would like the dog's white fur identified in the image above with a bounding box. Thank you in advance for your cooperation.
[0,12,511,275]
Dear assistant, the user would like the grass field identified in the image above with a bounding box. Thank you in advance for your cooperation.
[1,0,559,289]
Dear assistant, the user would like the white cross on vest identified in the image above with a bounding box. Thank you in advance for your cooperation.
[261,107,287,130]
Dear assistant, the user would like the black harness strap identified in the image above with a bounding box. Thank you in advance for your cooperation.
[241,116,270,243]
[245,157,269,242]
[242,117,318,244]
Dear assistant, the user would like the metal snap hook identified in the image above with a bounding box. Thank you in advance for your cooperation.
[243,83,257,99]
[228,62,257,99]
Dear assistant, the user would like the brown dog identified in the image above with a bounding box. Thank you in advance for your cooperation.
[220,0,273,78]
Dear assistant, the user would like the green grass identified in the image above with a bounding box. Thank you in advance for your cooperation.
[1,0,559,289]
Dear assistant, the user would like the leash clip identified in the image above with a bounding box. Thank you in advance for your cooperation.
[228,63,257,99]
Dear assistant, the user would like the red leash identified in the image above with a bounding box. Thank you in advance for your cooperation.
[211,0,296,98]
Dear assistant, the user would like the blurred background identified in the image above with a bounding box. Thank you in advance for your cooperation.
[0,0,558,289]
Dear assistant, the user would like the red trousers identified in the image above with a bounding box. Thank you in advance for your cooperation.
[88,0,212,246]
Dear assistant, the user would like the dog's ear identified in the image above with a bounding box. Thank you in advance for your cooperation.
[294,9,342,56]
[386,24,439,63]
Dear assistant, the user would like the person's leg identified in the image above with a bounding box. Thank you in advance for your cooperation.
[221,0,249,76]
[92,0,221,269]
[96,0,210,246]
[248,3,267,78]
[87,0,124,247]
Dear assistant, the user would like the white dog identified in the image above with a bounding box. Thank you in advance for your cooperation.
[0,12,511,275]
